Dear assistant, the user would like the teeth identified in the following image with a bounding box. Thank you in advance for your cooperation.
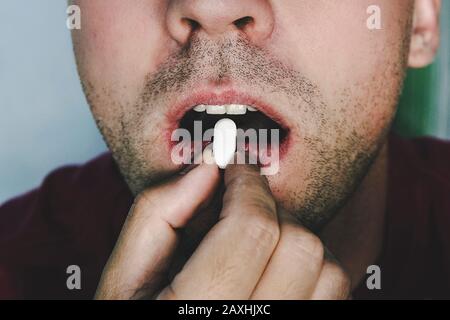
[226,104,247,115]
[193,104,257,115]
[193,105,206,112]
[206,105,226,115]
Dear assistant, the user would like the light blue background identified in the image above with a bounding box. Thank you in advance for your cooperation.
[0,1,107,204]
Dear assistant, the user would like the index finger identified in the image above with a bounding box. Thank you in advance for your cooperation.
[159,163,280,300]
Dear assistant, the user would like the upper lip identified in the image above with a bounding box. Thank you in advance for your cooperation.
[165,88,290,133]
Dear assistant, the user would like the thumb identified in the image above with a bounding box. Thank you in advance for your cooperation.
[96,159,220,299]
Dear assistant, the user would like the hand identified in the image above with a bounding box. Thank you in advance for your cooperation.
[157,164,351,300]
[95,160,221,299]
[96,161,351,300]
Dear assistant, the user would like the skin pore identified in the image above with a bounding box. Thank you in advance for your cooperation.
[71,0,441,296]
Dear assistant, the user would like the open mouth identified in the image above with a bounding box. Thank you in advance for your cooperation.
[177,104,289,159]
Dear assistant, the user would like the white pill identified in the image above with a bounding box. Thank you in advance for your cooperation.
[213,118,237,169]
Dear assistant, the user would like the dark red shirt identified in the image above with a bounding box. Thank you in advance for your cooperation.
[1,134,450,299]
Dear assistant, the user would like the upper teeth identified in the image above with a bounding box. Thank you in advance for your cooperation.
[193,104,258,115]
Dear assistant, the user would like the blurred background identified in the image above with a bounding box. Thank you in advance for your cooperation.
[0,1,449,204]
[395,1,450,138]
[0,1,107,203]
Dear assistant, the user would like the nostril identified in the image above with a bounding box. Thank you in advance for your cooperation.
[233,16,254,30]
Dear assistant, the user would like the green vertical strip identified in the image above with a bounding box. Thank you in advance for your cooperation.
[394,67,434,137]
[394,2,450,138]
[435,0,450,139]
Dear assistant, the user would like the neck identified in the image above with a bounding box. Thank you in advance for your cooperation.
[319,141,389,290]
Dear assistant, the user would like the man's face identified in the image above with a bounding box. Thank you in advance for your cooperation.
[72,0,414,228]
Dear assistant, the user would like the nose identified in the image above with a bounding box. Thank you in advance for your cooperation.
[166,0,274,45]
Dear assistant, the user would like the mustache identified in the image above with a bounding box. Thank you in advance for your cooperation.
[140,34,320,105]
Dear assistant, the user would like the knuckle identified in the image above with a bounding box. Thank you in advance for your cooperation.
[286,229,325,263]
[242,213,280,249]
[247,194,277,216]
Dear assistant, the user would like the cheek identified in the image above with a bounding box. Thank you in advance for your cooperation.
[272,0,410,86]
[270,0,411,138]
[73,0,172,98]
